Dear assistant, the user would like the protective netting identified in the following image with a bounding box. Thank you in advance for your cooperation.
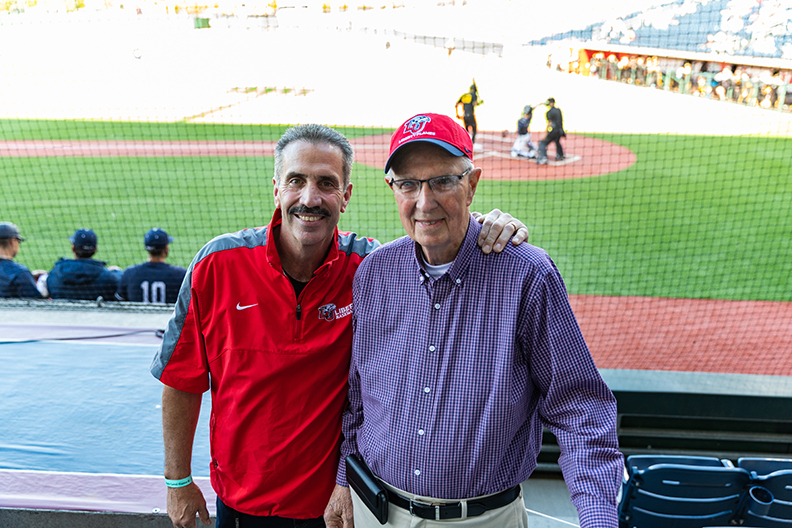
[1,2,790,375]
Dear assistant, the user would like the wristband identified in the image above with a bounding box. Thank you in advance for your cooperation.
[165,475,193,488]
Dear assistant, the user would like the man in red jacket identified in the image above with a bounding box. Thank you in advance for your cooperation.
[151,124,528,528]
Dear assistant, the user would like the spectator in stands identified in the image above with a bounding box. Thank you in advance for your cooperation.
[116,228,186,304]
[47,228,121,301]
[635,57,648,85]
[647,56,662,87]
[0,222,42,299]
[714,65,734,100]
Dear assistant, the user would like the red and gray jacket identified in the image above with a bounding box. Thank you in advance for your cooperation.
[151,209,378,518]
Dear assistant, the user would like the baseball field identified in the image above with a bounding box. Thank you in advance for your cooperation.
[1,11,791,377]
[2,118,790,303]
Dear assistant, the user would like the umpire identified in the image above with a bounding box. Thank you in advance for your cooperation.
[537,97,566,165]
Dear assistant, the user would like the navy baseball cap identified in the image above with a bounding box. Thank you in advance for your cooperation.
[69,228,97,251]
[144,227,173,250]
[385,113,473,173]
[0,222,24,241]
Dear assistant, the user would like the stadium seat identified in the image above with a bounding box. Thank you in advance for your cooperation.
[619,456,751,528]
[625,455,732,473]
[738,457,792,477]
[740,485,792,527]
[753,470,792,503]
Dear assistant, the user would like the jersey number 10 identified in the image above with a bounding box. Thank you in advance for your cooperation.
[140,280,167,304]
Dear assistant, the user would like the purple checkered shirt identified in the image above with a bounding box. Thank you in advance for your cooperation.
[338,216,623,527]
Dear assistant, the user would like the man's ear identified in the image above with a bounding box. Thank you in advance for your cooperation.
[273,177,280,209]
[466,168,482,206]
[340,182,353,214]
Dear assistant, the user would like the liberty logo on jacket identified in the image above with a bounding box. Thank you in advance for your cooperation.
[318,302,354,322]
[318,303,337,321]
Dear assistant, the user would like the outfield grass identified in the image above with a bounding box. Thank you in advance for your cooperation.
[2,120,790,302]
[0,119,392,141]
[473,134,792,301]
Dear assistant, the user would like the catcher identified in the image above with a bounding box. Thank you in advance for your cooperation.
[510,104,539,159]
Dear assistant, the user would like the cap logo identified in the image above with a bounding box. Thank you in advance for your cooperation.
[404,115,431,135]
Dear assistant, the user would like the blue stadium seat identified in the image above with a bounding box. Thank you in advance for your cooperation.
[753,470,792,503]
[619,456,750,528]
[741,485,792,527]
[738,458,792,477]
[626,455,732,474]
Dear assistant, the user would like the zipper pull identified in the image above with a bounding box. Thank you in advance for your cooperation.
[296,304,301,320]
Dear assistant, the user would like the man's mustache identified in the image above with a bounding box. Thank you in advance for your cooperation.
[289,205,331,218]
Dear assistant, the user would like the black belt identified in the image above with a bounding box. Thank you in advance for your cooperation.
[388,485,521,520]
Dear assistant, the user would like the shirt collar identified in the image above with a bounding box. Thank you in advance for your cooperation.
[265,208,340,275]
[412,213,481,286]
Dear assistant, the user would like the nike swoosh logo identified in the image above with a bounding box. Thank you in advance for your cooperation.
[236,303,258,311]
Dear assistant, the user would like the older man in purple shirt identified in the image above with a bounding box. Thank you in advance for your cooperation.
[334,113,623,528]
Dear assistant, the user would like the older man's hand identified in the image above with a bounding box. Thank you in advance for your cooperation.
[324,484,354,528]
[473,209,529,254]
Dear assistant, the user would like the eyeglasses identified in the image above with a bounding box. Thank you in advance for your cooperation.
[388,168,471,197]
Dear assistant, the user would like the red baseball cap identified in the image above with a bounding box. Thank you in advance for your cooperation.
[385,113,473,173]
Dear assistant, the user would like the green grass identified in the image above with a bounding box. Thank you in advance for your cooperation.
[2,119,790,301]
[472,134,792,301]
[0,119,392,141]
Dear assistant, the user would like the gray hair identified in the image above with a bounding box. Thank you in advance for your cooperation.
[274,124,354,186]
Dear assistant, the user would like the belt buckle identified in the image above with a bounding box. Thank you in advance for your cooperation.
[408,499,441,520]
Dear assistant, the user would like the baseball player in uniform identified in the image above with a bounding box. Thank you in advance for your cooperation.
[0,222,42,299]
[115,228,186,304]
[510,105,538,159]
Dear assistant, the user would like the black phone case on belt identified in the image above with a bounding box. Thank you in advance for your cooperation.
[345,454,388,525]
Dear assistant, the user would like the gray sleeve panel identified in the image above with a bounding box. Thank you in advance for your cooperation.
[338,232,381,257]
[150,227,268,380]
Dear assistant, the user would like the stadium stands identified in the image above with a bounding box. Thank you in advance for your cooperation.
[531,0,792,59]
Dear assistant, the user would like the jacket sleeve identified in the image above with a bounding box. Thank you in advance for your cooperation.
[15,267,42,298]
[150,265,210,394]
[115,270,129,301]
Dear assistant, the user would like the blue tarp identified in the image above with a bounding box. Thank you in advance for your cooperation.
[0,341,212,477]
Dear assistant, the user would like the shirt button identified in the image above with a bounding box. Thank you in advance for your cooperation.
[434,303,441,310]
[414,469,421,476]
[418,429,425,435]
[424,387,430,393]
[455,278,461,284]
[428,345,436,352]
